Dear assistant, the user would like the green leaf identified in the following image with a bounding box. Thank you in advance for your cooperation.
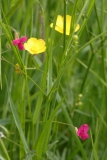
[6,77,29,153]
[6,0,24,19]
[36,101,62,160]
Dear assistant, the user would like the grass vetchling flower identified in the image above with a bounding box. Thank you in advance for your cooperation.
[50,15,80,35]
[76,124,89,140]
[24,38,46,54]
[12,36,28,50]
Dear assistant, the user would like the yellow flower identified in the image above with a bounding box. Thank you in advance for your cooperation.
[50,15,80,35]
[24,38,46,54]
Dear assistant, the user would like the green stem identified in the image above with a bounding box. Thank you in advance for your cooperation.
[63,0,67,51]
[80,25,94,93]
[80,54,94,93]
[0,7,2,89]
[0,139,11,160]
[101,0,106,81]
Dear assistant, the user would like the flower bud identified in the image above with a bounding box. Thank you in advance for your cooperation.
[74,127,78,133]
[73,35,79,41]
[78,94,83,98]
[14,32,19,39]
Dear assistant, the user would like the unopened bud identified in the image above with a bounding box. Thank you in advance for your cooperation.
[78,94,83,98]
[74,41,78,45]
[74,127,78,133]
[78,101,82,106]
[73,35,79,41]
[14,32,19,39]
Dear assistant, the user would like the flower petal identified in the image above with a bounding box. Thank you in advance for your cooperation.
[50,14,80,35]
[66,15,72,34]
[56,15,63,28]
[24,38,46,54]
[33,46,46,54]
[50,23,63,34]
[12,39,20,45]
[20,36,28,43]
[76,124,89,137]
[75,24,80,32]
[18,43,24,50]
[27,38,38,46]
[79,132,89,140]
[24,43,32,52]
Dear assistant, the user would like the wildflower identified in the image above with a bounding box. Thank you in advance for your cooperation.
[50,15,80,35]
[24,38,46,54]
[12,36,28,50]
[76,124,89,140]
[15,63,22,75]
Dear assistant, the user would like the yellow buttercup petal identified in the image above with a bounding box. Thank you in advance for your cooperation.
[56,15,63,28]
[75,24,80,32]
[31,46,46,54]
[35,39,46,50]
[24,38,46,54]
[66,15,71,34]
[50,15,80,35]
[27,38,38,46]
[50,23,63,34]
[24,43,35,54]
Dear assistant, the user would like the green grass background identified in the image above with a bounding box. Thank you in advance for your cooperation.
[0,0,107,159]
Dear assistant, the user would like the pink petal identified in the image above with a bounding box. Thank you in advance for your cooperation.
[77,124,89,135]
[18,43,24,50]
[12,39,20,45]
[79,132,89,140]
[20,36,28,43]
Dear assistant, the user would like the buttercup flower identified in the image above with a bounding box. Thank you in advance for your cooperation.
[50,15,80,35]
[24,38,46,54]
[12,36,28,50]
[76,124,89,140]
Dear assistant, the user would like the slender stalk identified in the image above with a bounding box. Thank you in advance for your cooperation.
[0,139,11,160]
[101,0,106,81]
[63,0,67,51]
[0,6,2,89]
[80,25,94,93]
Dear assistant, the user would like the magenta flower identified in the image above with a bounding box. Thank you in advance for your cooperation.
[12,36,28,50]
[76,124,89,140]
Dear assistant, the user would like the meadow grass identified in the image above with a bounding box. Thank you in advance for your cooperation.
[0,0,107,159]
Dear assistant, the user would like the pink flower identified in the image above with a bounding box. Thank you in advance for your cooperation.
[76,124,89,140]
[12,36,28,50]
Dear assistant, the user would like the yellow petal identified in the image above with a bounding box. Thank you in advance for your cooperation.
[55,26,63,34]
[36,39,46,49]
[50,23,53,28]
[50,15,72,35]
[32,46,46,55]
[66,15,72,35]
[56,15,63,28]
[24,43,31,51]
[50,15,63,29]
[24,38,46,54]
[66,15,72,23]
[50,14,80,35]
[75,24,80,32]
[27,38,37,46]
[50,23,63,34]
